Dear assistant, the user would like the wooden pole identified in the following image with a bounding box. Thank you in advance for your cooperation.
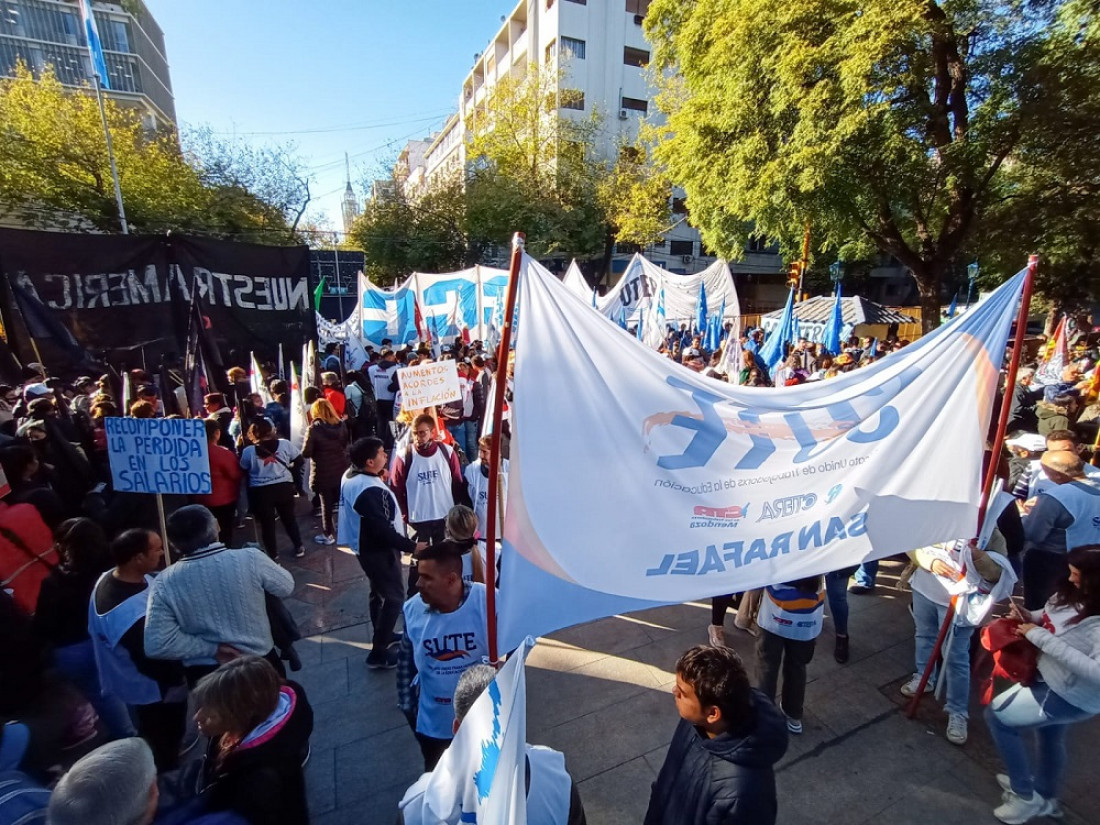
[156,493,172,565]
[906,255,1037,718]
[484,232,525,665]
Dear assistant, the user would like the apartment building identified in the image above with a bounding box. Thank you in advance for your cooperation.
[0,0,174,128]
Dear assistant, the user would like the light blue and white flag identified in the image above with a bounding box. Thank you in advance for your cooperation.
[77,0,111,89]
[694,281,708,335]
[758,287,795,375]
[497,255,1028,649]
[822,286,844,356]
[414,637,535,825]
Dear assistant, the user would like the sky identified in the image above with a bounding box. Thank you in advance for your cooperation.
[143,1,518,236]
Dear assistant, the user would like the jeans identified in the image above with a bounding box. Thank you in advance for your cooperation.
[249,482,303,558]
[315,482,340,538]
[447,420,473,463]
[755,629,816,720]
[53,639,135,739]
[985,680,1093,798]
[357,549,405,659]
[824,571,850,635]
[911,590,975,717]
[853,561,878,589]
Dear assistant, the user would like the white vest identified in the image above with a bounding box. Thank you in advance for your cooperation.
[338,471,403,554]
[88,573,161,706]
[756,584,824,641]
[1044,479,1100,549]
[369,363,397,400]
[406,446,455,523]
[464,459,509,539]
[403,583,489,739]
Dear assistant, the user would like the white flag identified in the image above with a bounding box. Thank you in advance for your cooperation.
[417,637,534,825]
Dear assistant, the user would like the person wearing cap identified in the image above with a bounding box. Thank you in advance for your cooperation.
[71,377,96,417]
[683,348,706,373]
[1013,430,1100,505]
[396,540,489,772]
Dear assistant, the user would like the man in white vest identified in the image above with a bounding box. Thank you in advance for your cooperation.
[396,541,488,772]
[338,437,427,669]
[391,413,471,596]
[398,665,587,825]
[1022,450,1100,609]
[463,435,509,543]
[89,528,187,770]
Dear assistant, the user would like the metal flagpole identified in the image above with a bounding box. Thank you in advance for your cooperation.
[91,75,128,235]
[484,232,525,665]
[906,254,1037,718]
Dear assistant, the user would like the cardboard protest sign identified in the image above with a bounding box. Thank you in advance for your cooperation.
[398,360,461,409]
[106,417,212,496]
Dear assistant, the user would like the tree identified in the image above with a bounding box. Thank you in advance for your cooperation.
[182,126,312,243]
[464,65,610,260]
[346,174,470,283]
[597,139,673,249]
[646,0,1083,332]
[0,64,305,242]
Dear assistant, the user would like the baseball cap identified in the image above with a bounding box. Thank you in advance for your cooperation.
[23,382,50,399]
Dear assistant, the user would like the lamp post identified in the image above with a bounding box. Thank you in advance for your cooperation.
[829,260,843,295]
[965,261,979,309]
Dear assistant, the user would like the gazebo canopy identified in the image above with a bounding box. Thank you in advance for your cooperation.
[760,295,917,326]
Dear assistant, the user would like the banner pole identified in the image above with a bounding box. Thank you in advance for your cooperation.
[905,254,1037,719]
[484,232,525,665]
[156,493,171,565]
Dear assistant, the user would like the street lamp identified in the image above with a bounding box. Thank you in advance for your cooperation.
[829,260,843,295]
[965,261,979,309]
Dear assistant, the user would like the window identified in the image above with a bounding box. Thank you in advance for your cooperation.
[621,96,648,113]
[616,242,642,255]
[746,235,769,253]
[560,36,586,60]
[671,196,688,215]
[544,39,556,64]
[560,89,585,110]
[670,240,694,257]
[626,0,652,14]
[623,46,649,67]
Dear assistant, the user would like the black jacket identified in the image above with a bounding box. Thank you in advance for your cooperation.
[200,681,314,825]
[644,690,788,825]
[302,421,349,492]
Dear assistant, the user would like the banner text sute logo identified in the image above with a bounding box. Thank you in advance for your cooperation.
[652,367,920,471]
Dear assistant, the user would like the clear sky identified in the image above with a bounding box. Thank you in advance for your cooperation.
[143,1,517,235]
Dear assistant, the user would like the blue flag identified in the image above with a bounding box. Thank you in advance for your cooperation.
[636,310,645,342]
[822,285,843,356]
[78,0,111,89]
[618,306,629,330]
[759,288,795,375]
[868,338,879,359]
[792,315,802,345]
[695,282,707,335]
[947,292,958,319]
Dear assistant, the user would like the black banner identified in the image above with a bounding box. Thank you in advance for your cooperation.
[0,228,315,376]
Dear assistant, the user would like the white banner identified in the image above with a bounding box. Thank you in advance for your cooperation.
[598,254,740,326]
[497,257,1026,649]
[398,360,462,409]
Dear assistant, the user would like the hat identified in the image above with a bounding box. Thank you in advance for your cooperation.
[23,382,50,399]
[26,362,45,374]
[834,353,853,366]
[441,344,453,353]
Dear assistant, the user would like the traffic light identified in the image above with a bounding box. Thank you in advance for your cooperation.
[786,262,801,290]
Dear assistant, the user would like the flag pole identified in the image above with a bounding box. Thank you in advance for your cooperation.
[906,254,1037,718]
[92,75,128,235]
[484,232,525,665]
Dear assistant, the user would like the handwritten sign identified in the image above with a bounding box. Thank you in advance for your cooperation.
[398,360,461,409]
[106,417,212,495]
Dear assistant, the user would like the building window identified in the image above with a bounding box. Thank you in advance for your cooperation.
[621,96,648,113]
[623,46,649,67]
[670,240,694,257]
[746,235,769,253]
[616,242,642,255]
[626,0,652,15]
[671,197,688,215]
[560,36,586,60]
[544,39,556,64]
[560,89,585,110]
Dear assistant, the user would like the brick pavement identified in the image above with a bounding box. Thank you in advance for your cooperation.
[276,517,1096,825]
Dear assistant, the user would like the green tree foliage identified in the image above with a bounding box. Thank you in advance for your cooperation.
[346,174,470,283]
[597,139,673,248]
[464,65,609,259]
[646,0,1086,331]
[0,64,301,241]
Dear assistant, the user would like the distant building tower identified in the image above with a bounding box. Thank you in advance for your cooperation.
[341,153,360,236]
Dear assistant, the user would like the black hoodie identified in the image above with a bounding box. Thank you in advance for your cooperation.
[644,689,788,825]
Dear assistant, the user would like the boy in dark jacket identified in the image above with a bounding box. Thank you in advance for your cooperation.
[645,645,788,825]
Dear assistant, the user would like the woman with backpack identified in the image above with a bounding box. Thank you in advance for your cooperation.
[240,419,306,560]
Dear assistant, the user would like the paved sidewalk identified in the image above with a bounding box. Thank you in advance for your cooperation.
[278,531,1095,825]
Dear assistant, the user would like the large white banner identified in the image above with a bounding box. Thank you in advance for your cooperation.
[497,257,1025,649]
[598,254,740,326]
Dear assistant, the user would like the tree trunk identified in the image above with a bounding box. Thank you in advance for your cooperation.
[911,260,946,335]
[598,230,615,290]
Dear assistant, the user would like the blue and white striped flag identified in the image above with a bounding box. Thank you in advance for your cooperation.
[78,0,111,89]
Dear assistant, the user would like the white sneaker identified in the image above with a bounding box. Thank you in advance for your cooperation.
[899,674,934,697]
[994,790,1048,824]
[707,624,725,648]
[945,713,967,745]
[995,777,1063,819]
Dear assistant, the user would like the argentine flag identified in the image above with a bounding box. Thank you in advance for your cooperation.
[78,0,111,89]
[414,637,535,824]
